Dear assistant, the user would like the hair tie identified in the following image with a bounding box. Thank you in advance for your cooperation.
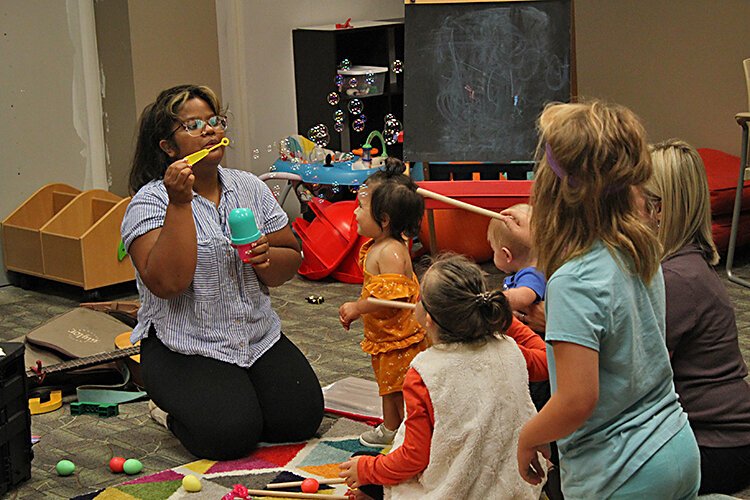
[475,291,492,306]
[546,143,577,187]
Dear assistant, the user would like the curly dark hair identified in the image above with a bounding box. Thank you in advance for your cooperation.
[128,85,225,194]
[421,254,513,344]
[363,157,424,240]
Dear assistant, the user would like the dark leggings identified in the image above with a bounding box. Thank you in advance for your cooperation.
[699,443,750,494]
[352,451,384,500]
[140,331,324,460]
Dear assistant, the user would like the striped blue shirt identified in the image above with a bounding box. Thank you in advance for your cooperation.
[121,166,289,367]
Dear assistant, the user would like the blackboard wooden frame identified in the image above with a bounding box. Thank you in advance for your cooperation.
[403,0,576,163]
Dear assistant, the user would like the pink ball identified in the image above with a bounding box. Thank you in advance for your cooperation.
[301,478,320,493]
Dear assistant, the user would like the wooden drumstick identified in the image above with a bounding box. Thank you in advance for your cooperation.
[266,477,346,489]
[244,489,349,499]
[366,297,416,310]
[416,187,503,220]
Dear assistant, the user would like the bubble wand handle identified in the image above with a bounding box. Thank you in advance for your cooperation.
[416,187,504,220]
[184,137,230,166]
[366,298,416,310]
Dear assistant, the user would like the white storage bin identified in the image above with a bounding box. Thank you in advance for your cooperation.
[337,65,388,97]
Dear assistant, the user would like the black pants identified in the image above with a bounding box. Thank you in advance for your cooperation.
[141,331,324,460]
[699,443,750,494]
[352,451,384,500]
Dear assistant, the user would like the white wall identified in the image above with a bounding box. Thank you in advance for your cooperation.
[0,0,107,286]
[216,0,404,216]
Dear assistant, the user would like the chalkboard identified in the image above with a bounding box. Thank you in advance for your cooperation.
[403,1,572,163]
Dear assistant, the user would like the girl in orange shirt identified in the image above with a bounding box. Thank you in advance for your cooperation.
[339,254,543,499]
[339,158,429,448]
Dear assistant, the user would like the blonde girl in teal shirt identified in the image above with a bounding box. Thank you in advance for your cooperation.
[516,101,700,499]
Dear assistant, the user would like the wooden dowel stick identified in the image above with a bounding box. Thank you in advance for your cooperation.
[266,478,346,489]
[244,489,349,500]
[416,187,503,220]
[367,297,416,310]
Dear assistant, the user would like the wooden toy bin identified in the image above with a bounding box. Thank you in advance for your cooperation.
[39,189,134,290]
[1,183,81,277]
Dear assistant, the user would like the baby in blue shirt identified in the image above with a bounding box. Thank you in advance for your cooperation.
[487,204,545,313]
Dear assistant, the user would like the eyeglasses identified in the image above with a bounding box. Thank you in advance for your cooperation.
[170,115,228,137]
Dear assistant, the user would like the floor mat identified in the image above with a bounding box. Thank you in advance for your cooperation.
[71,418,381,499]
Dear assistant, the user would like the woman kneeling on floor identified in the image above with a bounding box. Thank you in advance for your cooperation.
[121,84,323,460]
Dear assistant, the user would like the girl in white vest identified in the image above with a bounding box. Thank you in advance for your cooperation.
[339,254,544,500]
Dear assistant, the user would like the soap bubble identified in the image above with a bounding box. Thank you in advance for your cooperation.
[334,74,344,88]
[384,113,396,122]
[269,164,277,172]
[327,92,340,106]
[348,99,363,115]
[359,113,367,123]
[307,124,330,147]
[334,122,344,133]
[266,144,273,153]
[252,148,260,160]
[333,109,344,122]
[392,60,403,74]
[332,180,340,194]
[348,77,358,88]
[272,184,282,198]
[339,59,351,71]
[352,118,365,132]
[383,117,403,145]
[365,73,375,85]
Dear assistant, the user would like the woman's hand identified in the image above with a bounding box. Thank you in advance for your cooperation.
[338,456,362,488]
[517,433,550,485]
[163,159,194,205]
[245,234,271,269]
[515,301,546,334]
[339,302,361,331]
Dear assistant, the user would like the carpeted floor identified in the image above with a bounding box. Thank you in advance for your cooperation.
[70,417,375,500]
[2,249,750,499]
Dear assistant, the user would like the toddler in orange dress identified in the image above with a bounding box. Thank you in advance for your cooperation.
[339,158,429,448]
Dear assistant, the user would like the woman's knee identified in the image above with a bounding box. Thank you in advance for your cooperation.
[263,399,323,443]
[175,410,264,460]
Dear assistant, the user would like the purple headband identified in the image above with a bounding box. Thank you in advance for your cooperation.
[546,143,627,195]
[545,143,576,187]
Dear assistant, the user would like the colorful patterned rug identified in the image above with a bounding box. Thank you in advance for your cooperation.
[72,419,379,499]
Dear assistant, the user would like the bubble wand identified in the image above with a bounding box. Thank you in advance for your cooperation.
[184,137,230,166]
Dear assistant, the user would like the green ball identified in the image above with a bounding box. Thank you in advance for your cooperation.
[56,459,75,476]
[122,458,143,475]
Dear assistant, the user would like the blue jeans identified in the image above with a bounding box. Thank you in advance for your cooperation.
[610,423,700,499]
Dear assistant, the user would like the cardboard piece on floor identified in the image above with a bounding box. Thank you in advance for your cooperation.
[25,307,131,359]
[322,376,383,425]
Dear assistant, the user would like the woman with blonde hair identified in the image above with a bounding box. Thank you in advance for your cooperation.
[645,139,750,495]
[516,101,700,499]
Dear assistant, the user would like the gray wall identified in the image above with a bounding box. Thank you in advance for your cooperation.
[575,0,748,154]
[1,1,107,286]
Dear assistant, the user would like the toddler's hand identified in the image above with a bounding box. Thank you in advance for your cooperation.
[339,302,360,330]
[338,456,362,489]
[163,159,194,205]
